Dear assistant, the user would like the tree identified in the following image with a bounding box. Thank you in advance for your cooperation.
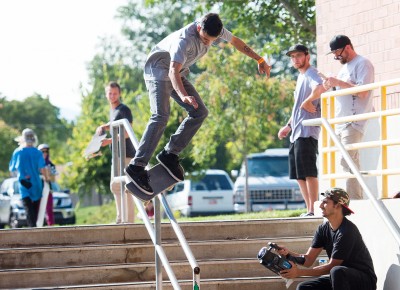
[0,120,20,177]
[0,95,73,166]
[191,48,294,172]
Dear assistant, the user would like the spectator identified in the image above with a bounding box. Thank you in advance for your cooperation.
[278,187,377,290]
[278,44,325,216]
[9,128,47,227]
[323,35,375,199]
[38,143,57,226]
[96,81,136,224]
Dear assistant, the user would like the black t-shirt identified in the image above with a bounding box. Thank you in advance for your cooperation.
[109,103,136,158]
[312,218,377,286]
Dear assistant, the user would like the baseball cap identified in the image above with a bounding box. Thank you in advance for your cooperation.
[327,35,352,54]
[321,187,354,214]
[286,44,309,56]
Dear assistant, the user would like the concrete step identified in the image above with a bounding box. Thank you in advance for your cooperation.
[0,218,323,290]
[13,277,308,290]
[0,258,303,289]
[0,218,322,248]
[0,237,312,269]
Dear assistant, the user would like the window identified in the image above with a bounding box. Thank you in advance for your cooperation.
[245,156,289,177]
[191,174,232,191]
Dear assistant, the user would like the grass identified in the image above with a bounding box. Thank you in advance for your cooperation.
[75,201,307,225]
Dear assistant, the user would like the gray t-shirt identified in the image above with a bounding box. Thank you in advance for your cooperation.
[290,66,323,143]
[144,21,233,81]
[335,55,375,134]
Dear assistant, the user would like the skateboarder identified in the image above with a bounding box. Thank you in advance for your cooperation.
[125,13,271,196]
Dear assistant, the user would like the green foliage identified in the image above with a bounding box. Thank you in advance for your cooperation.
[0,120,20,175]
[74,201,306,225]
[191,48,295,171]
[0,95,73,175]
[64,0,315,197]
[146,0,317,76]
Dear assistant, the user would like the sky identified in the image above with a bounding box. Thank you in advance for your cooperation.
[0,0,127,121]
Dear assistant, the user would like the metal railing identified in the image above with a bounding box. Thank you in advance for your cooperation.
[109,118,200,290]
[303,78,400,246]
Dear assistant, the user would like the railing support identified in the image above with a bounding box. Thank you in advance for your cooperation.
[110,118,200,289]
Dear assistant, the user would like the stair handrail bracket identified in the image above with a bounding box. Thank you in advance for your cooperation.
[302,78,400,246]
[110,118,200,290]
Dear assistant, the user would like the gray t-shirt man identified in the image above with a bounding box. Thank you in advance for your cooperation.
[290,66,323,143]
[335,55,375,134]
[144,20,233,81]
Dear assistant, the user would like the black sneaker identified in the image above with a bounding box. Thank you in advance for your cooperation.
[156,150,184,181]
[124,164,153,195]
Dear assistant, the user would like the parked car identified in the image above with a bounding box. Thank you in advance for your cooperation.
[233,148,305,212]
[0,177,76,228]
[165,169,234,217]
[0,186,11,229]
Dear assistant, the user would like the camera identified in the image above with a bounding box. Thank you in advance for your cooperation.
[257,242,305,275]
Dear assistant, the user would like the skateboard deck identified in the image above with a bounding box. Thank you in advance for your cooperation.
[125,163,181,202]
[84,133,107,159]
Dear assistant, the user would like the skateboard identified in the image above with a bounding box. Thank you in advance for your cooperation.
[84,133,107,160]
[125,163,182,202]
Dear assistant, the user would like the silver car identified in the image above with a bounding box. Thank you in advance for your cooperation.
[0,181,11,228]
[0,177,76,228]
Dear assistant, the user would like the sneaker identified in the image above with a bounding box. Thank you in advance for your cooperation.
[305,212,314,217]
[124,164,153,195]
[156,150,184,181]
[300,213,308,217]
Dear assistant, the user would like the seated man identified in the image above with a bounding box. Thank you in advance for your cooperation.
[277,187,376,290]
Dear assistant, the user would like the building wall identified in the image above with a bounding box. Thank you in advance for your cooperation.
[316,0,400,83]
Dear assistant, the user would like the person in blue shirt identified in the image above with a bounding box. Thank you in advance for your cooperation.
[9,128,47,227]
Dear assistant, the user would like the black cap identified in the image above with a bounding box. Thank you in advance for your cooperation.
[328,35,352,54]
[286,44,309,56]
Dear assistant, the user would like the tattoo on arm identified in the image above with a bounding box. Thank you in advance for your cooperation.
[244,45,255,57]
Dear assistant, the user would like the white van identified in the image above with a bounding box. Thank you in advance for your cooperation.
[165,169,234,217]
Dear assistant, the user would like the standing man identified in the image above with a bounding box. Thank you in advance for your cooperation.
[96,82,136,224]
[9,128,47,227]
[125,13,271,196]
[277,187,377,290]
[323,35,375,199]
[278,44,325,217]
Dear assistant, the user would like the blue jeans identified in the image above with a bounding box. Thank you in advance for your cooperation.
[297,266,376,290]
[131,78,209,167]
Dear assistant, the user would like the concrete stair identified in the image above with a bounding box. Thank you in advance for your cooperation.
[0,218,322,289]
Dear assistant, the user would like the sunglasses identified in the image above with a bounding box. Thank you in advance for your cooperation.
[41,150,49,153]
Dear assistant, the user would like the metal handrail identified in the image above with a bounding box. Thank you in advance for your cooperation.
[109,118,200,289]
[302,77,400,246]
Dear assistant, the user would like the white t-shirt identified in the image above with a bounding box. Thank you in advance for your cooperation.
[335,55,375,134]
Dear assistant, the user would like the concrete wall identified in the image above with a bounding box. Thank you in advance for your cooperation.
[315,0,400,197]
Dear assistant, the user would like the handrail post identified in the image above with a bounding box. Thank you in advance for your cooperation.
[155,197,162,289]
[109,118,200,289]
[118,124,127,223]
[320,118,400,245]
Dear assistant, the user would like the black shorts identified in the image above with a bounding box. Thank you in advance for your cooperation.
[289,137,318,180]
